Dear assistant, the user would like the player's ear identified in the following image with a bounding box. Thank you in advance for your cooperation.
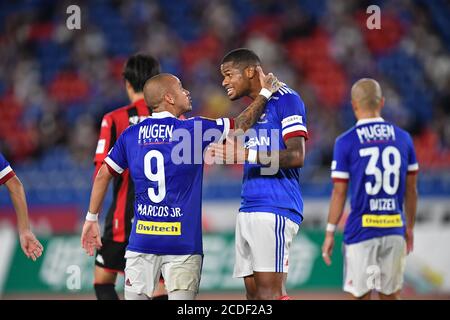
[351,99,358,114]
[379,97,385,109]
[164,93,175,105]
[245,66,256,79]
[125,80,133,92]
[125,80,134,96]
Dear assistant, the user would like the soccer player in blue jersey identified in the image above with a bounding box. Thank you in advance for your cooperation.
[81,70,281,300]
[0,153,43,261]
[211,48,308,300]
[321,78,418,300]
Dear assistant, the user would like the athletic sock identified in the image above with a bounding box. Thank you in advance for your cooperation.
[152,294,169,300]
[94,283,119,300]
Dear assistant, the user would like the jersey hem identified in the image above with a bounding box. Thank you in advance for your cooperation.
[239,206,303,225]
[126,245,203,256]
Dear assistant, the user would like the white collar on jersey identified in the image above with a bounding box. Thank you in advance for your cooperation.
[356,117,385,126]
[151,111,176,119]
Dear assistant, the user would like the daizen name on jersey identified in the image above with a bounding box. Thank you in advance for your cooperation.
[331,117,419,244]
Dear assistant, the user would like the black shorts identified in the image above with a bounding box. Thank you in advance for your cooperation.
[95,238,127,272]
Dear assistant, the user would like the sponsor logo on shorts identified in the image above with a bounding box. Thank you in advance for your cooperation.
[362,214,403,228]
[136,220,181,235]
[95,254,104,265]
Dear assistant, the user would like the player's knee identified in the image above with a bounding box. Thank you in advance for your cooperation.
[168,289,196,300]
[125,290,151,300]
[94,267,118,284]
[353,291,371,300]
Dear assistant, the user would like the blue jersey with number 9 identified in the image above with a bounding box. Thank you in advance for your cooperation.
[105,111,232,255]
[331,118,419,244]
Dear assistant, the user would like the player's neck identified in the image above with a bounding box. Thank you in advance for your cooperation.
[248,81,263,100]
[357,111,381,121]
[152,105,178,117]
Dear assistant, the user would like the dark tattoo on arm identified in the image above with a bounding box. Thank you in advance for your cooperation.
[258,136,305,168]
[233,95,268,135]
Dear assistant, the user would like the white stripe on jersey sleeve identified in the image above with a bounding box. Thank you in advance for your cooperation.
[331,171,350,179]
[0,166,13,180]
[282,115,303,129]
[282,124,308,137]
[218,118,230,143]
[407,163,419,172]
[104,157,124,174]
[278,87,288,95]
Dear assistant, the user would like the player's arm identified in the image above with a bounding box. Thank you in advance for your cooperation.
[322,138,349,266]
[210,128,306,168]
[88,164,114,218]
[404,171,418,254]
[404,135,419,254]
[5,176,30,233]
[322,181,348,266]
[82,131,128,256]
[4,175,44,261]
[81,164,114,256]
[232,66,280,135]
[93,114,115,178]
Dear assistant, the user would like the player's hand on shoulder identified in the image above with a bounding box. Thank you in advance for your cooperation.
[81,221,102,256]
[19,229,44,261]
[257,66,281,94]
[208,137,246,164]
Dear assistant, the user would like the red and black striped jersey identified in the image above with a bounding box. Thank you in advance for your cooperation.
[94,98,151,243]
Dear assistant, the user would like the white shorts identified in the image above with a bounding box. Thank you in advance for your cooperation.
[124,250,202,299]
[343,235,406,297]
[233,212,299,278]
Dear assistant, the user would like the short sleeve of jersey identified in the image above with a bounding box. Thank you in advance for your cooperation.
[406,133,419,174]
[331,136,350,181]
[0,153,15,185]
[277,92,308,141]
[104,132,128,176]
[94,114,115,164]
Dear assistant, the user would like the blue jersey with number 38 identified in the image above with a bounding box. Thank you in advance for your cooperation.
[105,111,232,255]
[331,118,419,244]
